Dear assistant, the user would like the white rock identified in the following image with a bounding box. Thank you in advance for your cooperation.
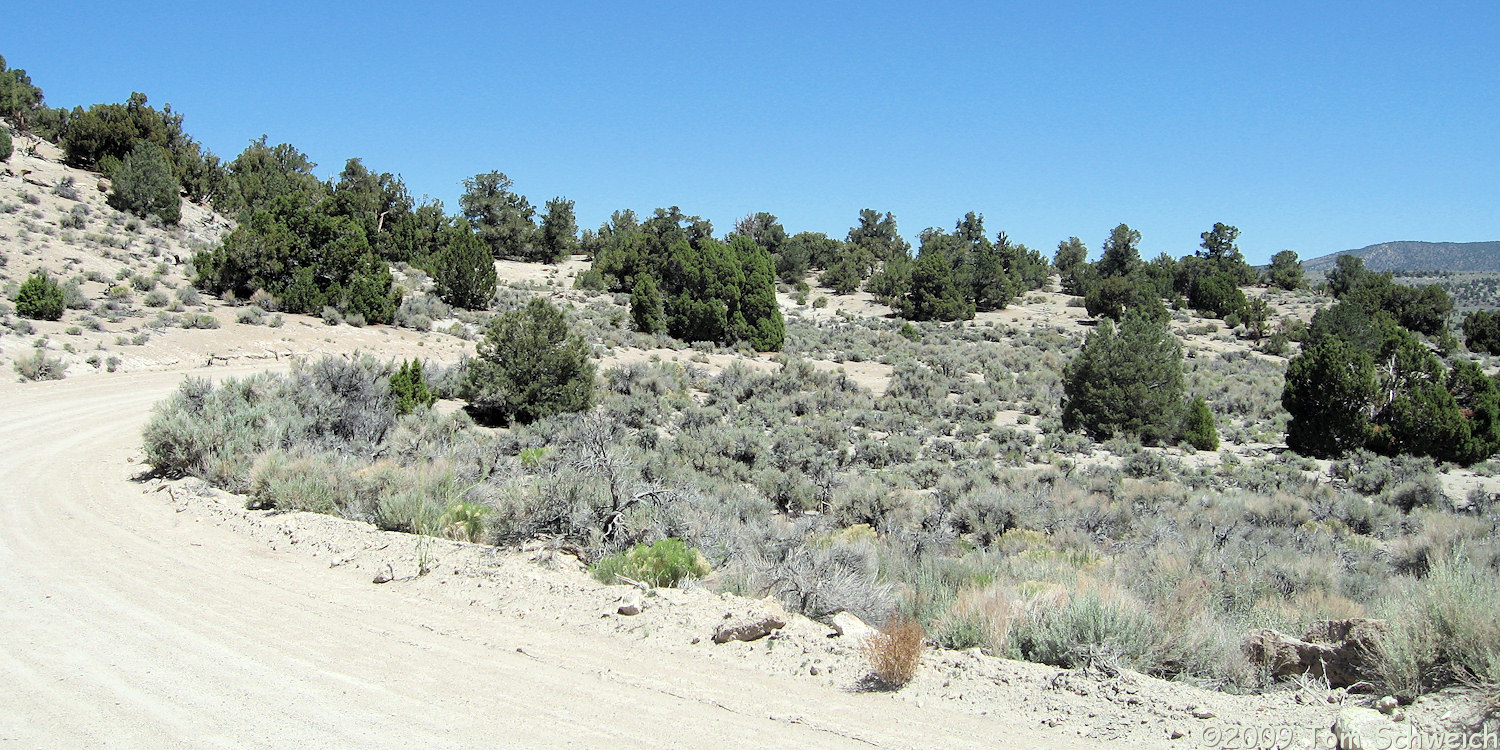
[829,611,875,640]
[1332,706,1398,750]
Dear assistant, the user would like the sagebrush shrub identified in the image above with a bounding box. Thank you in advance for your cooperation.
[248,451,359,516]
[748,528,893,623]
[14,349,66,381]
[1377,554,1500,700]
[143,356,397,488]
[1007,585,1160,671]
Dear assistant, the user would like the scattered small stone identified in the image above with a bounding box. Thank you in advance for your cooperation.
[809,665,821,676]
[1190,708,1215,720]
[1169,729,1186,740]
[372,564,394,584]
[1375,696,1399,715]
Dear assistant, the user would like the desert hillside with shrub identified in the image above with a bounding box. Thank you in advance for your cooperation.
[4,51,1500,748]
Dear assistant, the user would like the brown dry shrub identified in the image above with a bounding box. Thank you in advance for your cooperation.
[863,618,925,688]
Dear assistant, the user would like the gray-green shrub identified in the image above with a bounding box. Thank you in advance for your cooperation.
[1377,554,1500,700]
[14,349,66,381]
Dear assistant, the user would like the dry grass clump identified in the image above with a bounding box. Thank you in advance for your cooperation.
[862,617,925,688]
[936,583,1026,654]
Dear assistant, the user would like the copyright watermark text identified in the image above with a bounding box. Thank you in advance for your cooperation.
[1195,724,1499,749]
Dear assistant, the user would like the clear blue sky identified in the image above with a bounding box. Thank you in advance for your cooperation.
[4,1,1496,264]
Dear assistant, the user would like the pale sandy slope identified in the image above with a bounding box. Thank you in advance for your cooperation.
[0,368,1099,750]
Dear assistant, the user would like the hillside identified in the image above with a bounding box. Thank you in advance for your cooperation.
[7,132,1500,747]
[1303,240,1500,273]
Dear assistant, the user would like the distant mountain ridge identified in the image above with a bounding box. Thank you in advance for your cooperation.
[1302,241,1500,273]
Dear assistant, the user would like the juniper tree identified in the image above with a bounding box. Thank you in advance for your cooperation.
[1267,250,1303,290]
[108,141,181,225]
[630,272,666,334]
[1095,224,1141,279]
[1182,397,1219,451]
[390,359,436,415]
[460,171,537,260]
[1465,310,1500,355]
[1189,273,1247,318]
[432,218,496,310]
[898,232,974,321]
[1062,303,1184,444]
[15,270,65,321]
[538,197,579,263]
[1282,337,1377,458]
[463,297,595,425]
[0,56,45,131]
[1055,237,1091,295]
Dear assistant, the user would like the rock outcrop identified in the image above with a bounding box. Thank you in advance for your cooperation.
[713,598,788,644]
[1242,618,1386,688]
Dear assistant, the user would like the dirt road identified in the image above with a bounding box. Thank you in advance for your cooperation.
[0,369,1093,749]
